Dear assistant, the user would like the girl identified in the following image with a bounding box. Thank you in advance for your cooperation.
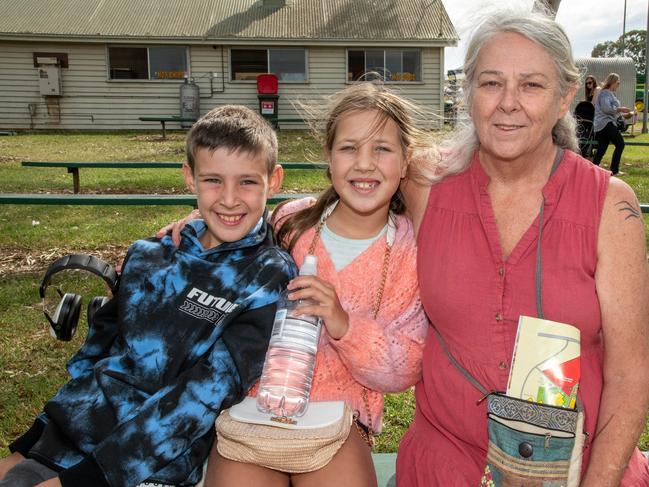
[160,82,428,487]
[204,83,430,486]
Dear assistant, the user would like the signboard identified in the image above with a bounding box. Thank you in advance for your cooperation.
[261,101,275,114]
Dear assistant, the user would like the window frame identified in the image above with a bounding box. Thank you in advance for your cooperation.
[106,45,191,82]
[345,48,423,84]
[229,47,309,83]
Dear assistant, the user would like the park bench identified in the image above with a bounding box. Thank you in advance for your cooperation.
[21,160,327,194]
[0,192,315,207]
[139,116,309,137]
[582,139,649,148]
[138,116,197,139]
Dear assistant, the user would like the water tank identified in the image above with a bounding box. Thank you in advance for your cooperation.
[180,78,200,128]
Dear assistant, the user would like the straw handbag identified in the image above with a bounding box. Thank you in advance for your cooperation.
[216,397,353,473]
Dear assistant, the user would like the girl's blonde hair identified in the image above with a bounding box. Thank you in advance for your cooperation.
[275,82,432,252]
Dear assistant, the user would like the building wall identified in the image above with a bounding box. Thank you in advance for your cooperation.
[0,41,443,130]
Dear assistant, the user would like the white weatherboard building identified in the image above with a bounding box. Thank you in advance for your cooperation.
[0,0,458,131]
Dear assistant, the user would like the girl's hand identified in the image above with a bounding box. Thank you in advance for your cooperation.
[155,208,201,247]
[287,275,349,339]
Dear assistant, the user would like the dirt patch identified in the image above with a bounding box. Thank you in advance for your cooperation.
[0,245,128,277]
[0,155,23,163]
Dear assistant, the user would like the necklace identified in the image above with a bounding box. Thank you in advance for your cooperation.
[306,200,396,446]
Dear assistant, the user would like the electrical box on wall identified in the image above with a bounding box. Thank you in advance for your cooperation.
[36,57,62,96]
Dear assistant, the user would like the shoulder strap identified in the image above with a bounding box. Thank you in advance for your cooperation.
[431,324,489,397]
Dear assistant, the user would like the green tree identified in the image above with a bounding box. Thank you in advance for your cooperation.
[591,29,646,75]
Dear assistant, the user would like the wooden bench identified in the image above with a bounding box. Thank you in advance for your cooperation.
[372,453,396,487]
[21,160,327,194]
[0,192,315,207]
[138,116,198,139]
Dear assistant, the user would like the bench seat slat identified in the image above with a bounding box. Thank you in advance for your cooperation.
[22,161,327,170]
[0,193,315,206]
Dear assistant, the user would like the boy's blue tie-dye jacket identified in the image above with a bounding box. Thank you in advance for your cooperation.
[10,217,297,487]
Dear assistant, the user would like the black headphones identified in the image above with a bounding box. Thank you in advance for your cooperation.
[40,254,118,341]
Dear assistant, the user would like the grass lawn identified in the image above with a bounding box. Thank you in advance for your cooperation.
[0,128,648,457]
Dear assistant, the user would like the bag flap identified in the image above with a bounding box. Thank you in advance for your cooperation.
[487,393,580,434]
[488,414,574,438]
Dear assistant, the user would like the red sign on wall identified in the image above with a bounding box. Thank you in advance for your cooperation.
[261,101,275,114]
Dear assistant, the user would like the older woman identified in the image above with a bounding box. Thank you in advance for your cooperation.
[398,10,649,487]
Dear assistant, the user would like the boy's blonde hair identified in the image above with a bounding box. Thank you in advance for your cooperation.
[185,105,278,173]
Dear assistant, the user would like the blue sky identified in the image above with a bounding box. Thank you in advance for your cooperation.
[443,0,648,72]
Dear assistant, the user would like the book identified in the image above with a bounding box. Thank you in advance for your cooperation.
[506,316,580,409]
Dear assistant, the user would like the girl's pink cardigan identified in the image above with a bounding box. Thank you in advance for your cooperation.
[255,198,429,431]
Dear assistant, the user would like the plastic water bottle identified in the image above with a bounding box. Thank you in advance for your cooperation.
[257,255,321,418]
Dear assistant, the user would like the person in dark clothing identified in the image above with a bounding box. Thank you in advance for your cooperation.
[0,105,297,487]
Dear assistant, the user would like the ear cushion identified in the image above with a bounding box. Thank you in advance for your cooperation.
[87,296,110,328]
[50,293,82,341]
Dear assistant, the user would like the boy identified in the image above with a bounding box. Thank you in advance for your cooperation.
[0,106,297,487]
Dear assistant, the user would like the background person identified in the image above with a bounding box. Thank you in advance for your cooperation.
[584,74,601,104]
[592,72,635,175]
[397,9,649,487]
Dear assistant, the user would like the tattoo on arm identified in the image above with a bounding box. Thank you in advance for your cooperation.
[615,200,641,220]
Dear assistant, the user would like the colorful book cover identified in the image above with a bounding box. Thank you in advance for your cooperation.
[506,316,580,409]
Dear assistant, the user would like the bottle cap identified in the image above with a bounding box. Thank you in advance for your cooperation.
[299,254,318,276]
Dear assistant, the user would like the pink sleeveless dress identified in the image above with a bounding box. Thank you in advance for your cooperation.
[396,150,649,485]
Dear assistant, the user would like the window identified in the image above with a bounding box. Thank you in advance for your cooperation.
[231,48,307,82]
[347,49,421,82]
[108,46,188,80]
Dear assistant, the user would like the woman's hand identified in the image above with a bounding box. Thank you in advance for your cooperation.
[0,452,24,479]
[287,275,350,340]
[155,208,201,247]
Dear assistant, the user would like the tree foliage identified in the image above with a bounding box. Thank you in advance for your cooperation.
[591,29,646,75]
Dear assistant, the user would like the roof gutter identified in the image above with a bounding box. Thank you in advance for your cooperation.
[0,33,458,47]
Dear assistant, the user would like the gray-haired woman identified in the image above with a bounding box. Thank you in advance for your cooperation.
[397,8,649,487]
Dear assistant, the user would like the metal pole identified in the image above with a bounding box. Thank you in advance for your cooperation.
[623,0,628,56]
[642,1,649,134]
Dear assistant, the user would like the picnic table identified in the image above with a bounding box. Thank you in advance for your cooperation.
[138,116,197,139]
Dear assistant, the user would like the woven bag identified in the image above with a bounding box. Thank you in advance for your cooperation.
[216,398,353,473]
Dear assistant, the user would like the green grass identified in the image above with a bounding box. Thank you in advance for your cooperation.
[1,129,649,457]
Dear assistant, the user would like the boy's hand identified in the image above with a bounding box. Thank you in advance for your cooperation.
[155,209,201,247]
[36,478,62,487]
[287,275,350,340]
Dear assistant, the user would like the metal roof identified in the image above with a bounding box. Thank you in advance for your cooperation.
[0,0,458,44]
